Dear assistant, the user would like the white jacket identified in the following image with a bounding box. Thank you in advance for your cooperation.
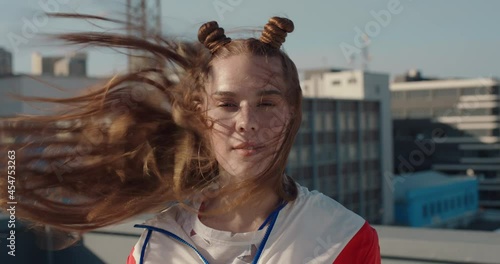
[127,186,380,264]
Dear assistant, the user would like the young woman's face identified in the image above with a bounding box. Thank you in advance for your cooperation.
[206,54,291,180]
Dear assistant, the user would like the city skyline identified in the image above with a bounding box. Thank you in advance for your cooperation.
[0,0,499,79]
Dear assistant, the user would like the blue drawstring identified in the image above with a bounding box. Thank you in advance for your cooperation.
[135,202,287,264]
[139,230,152,264]
[134,224,210,264]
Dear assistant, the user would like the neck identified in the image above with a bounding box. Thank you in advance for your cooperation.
[199,187,280,233]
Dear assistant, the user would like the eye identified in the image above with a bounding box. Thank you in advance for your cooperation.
[218,102,238,108]
[258,101,276,107]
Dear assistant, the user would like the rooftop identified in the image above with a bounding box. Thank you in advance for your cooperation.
[376,225,500,264]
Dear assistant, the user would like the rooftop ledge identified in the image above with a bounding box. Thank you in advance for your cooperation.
[374,225,500,263]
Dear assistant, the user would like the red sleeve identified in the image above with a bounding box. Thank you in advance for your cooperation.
[333,221,381,264]
[127,246,137,264]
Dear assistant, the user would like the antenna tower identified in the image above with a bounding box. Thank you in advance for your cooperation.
[126,0,162,72]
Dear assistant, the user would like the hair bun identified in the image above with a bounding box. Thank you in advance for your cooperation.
[198,21,231,53]
[260,17,294,49]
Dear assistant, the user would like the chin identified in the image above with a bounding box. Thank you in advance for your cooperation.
[223,164,267,180]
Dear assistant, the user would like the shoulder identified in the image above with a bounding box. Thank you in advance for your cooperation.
[286,185,365,226]
[333,222,381,264]
[263,185,378,263]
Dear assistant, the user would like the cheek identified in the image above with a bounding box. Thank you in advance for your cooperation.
[259,107,290,130]
[208,125,232,152]
[254,112,289,145]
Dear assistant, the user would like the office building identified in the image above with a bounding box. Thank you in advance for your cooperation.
[391,70,500,208]
[32,52,87,77]
[290,69,393,224]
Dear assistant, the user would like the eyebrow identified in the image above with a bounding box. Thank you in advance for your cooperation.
[212,90,283,97]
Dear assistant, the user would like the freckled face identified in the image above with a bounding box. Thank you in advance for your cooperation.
[206,54,291,180]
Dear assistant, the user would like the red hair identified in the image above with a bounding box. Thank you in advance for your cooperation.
[0,15,301,234]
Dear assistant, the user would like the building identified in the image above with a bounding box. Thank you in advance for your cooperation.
[289,68,393,224]
[32,52,87,77]
[0,74,104,118]
[0,47,13,75]
[394,170,478,228]
[391,70,500,208]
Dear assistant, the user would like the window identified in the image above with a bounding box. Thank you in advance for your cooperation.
[368,112,379,130]
[339,112,348,131]
[332,80,341,86]
[340,145,348,162]
[314,113,323,131]
[361,173,368,190]
[360,111,368,130]
[433,108,454,117]
[407,90,431,99]
[462,108,493,116]
[301,132,312,145]
[433,89,458,98]
[423,204,428,218]
[301,112,311,132]
[326,132,336,144]
[348,112,357,131]
[348,78,357,84]
[391,92,406,100]
[324,112,334,131]
[288,148,298,165]
[315,144,323,161]
[326,144,336,161]
[348,143,358,161]
[369,142,379,159]
[319,100,335,112]
[462,129,493,137]
[461,87,491,96]
[300,146,311,164]
[407,108,432,118]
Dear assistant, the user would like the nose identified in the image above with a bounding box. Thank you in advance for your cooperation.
[236,104,258,132]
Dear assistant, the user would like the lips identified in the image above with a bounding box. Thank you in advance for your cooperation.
[233,142,264,156]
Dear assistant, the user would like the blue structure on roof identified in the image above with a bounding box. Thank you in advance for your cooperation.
[394,171,478,227]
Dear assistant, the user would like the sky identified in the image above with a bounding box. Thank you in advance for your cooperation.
[1,0,499,79]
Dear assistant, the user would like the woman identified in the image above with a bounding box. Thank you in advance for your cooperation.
[0,15,380,263]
